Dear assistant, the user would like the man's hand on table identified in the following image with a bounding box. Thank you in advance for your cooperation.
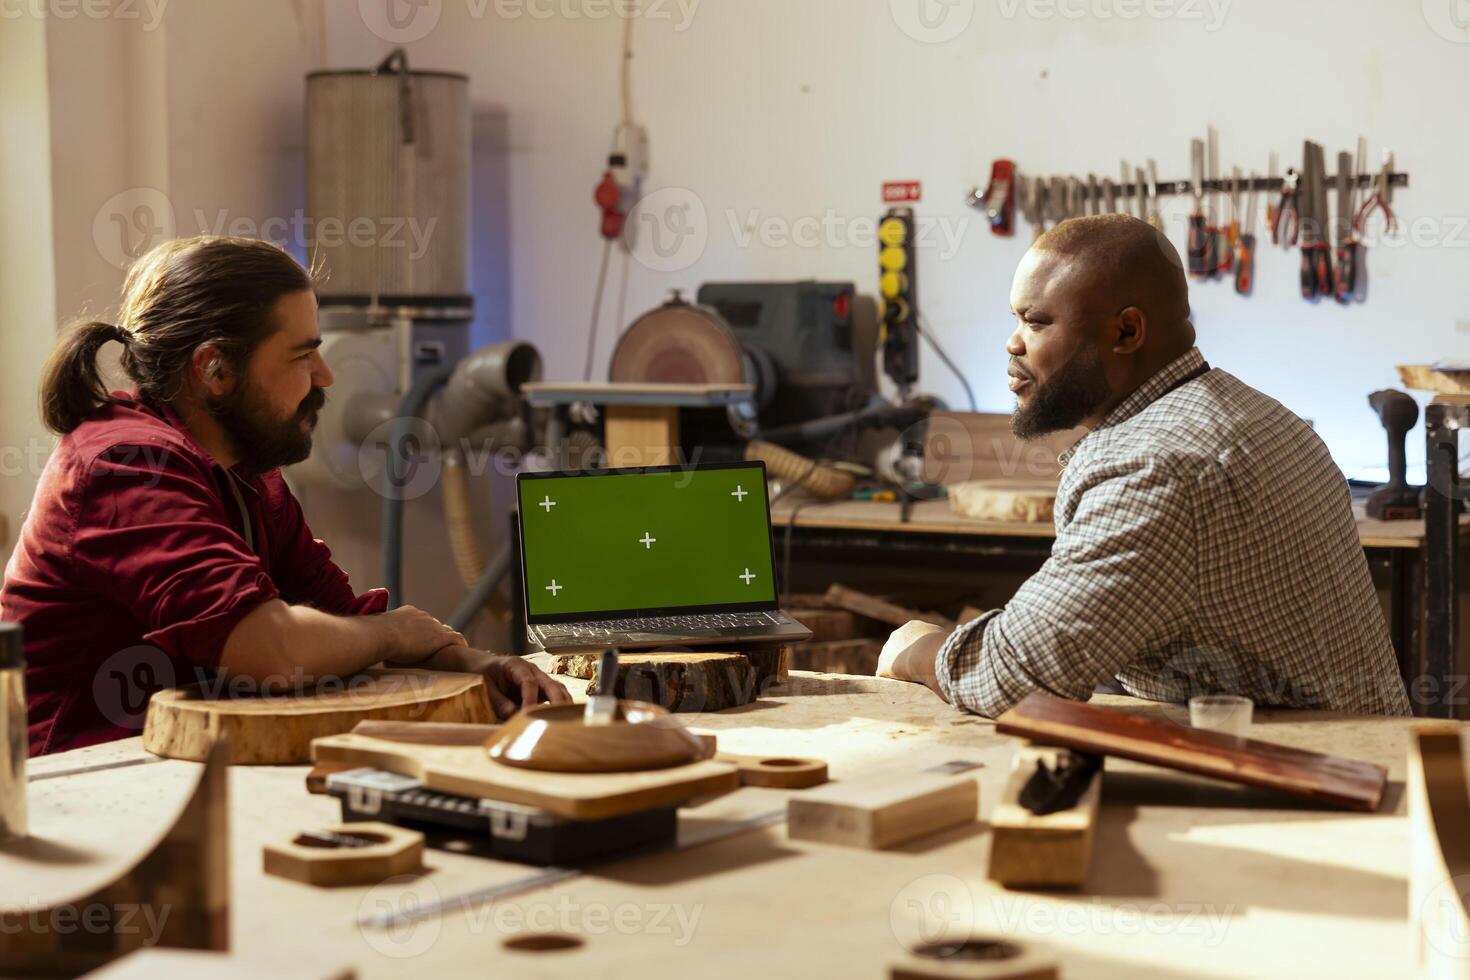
[876,620,952,698]
[408,645,573,719]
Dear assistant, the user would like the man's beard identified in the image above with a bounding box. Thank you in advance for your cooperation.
[207,381,326,473]
[1010,343,1110,440]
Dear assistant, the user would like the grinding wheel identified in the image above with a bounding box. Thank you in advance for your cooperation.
[609,295,745,384]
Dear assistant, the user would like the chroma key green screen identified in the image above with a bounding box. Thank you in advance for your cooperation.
[517,463,778,620]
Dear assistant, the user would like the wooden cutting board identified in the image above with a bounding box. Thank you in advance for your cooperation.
[143,668,494,764]
[995,693,1387,811]
[311,722,740,820]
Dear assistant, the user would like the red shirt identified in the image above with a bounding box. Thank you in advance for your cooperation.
[1,392,386,755]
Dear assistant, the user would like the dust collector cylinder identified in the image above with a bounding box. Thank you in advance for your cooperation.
[306,68,470,303]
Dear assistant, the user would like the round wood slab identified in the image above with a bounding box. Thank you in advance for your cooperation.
[143,669,493,764]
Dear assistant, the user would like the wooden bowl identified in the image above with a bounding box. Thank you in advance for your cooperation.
[487,701,712,773]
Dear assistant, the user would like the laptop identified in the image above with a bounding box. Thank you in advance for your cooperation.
[516,461,812,652]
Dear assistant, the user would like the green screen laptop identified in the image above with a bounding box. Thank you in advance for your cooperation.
[516,461,811,651]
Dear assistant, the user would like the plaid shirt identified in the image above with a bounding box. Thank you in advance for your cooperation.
[935,347,1411,717]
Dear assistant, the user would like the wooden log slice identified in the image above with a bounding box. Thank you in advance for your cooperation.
[143,668,493,764]
[552,652,756,712]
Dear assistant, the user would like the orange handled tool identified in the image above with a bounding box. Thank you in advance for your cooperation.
[1234,171,1258,295]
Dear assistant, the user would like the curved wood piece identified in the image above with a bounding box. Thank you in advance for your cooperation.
[488,701,711,773]
[143,669,493,764]
[1409,729,1470,976]
[0,739,229,975]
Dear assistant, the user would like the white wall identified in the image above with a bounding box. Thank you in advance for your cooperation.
[333,0,1466,479]
[0,15,59,557]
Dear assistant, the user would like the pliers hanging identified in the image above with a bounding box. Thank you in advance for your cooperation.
[1273,169,1300,246]
[1354,151,1399,236]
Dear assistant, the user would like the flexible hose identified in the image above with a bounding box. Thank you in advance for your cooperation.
[441,452,485,589]
[447,542,513,632]
[381,365,455,608]
[745,440,855,500]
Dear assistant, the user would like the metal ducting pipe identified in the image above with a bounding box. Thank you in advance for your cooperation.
[381,341,543,625]
[429,341,542,449]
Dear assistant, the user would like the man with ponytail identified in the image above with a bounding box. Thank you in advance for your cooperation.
[2,236,568,755]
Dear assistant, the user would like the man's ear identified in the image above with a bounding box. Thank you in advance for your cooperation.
[191,343,234,397]
[1113,306,1147,355]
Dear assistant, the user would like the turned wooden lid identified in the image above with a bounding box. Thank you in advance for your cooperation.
[487,701,712,773]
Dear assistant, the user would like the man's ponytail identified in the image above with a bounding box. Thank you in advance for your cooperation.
[39,321,130,434]
[36,235,316,436]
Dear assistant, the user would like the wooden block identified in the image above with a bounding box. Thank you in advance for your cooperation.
[603,404,679,467]
[263,822,423,887]
[889,936,1058,979]
[824,584,956,630]
[987,747,1101,889]
[995,693,1387,811]
[786,639,883,676]
[947,480,1058,524]
[143,668,494,764]
[789,608,868,642]
[717,753,829,789]
[312,724,740,820]
[83,949,356,979]
[787,772,978,849]
[1398,363,1470,395]
[1408,729,1470,977]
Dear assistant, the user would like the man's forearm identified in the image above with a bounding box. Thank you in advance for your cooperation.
[219,599,404,686]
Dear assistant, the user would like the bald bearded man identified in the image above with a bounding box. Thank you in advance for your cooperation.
[879,214,1410,716]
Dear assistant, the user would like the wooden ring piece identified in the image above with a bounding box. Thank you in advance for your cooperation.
[719,753,829,789]
[262,822,423,887]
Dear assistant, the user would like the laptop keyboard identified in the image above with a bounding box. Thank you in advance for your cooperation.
[534,610,791,642]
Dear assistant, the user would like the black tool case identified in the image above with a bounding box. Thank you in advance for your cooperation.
[325,767,677,866]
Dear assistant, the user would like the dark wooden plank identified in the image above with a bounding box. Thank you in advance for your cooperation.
[994,693,1387,811]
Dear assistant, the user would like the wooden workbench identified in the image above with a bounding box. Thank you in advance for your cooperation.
[770,495,1436,550]
[12,670,1445,979]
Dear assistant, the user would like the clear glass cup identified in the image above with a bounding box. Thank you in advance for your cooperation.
[1189,694,1253,737]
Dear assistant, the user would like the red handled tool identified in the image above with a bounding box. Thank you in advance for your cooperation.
[981,159,1016,235]
[1274,169,1300,246]
[1354,149,1399,236]
[1234,172,1258,295]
